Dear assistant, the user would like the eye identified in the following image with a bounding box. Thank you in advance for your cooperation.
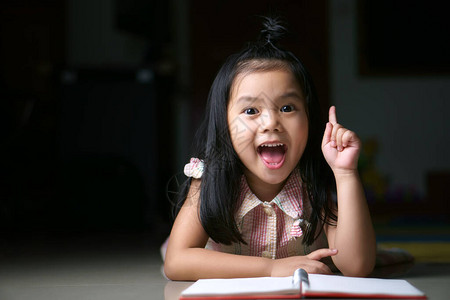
[243,107,259,115]
[280,105,294,112]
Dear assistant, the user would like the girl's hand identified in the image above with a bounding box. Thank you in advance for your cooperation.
[321,106,361,174]
[270,248,338,277]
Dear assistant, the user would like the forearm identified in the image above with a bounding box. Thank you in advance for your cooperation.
[164,247,272,281]
[331,171,376,276]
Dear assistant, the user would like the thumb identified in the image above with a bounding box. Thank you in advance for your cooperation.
[307,248,338,261]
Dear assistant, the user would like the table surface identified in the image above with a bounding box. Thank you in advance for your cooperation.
[1,233,449,300]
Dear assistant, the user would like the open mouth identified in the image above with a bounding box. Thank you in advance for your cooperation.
[257,143,287,169]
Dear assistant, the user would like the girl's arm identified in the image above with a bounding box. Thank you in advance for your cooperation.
[322,106,377,277]
[164,179,338,281]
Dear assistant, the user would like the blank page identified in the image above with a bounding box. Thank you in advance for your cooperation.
[306,274,425,297]
[181,276,299,297]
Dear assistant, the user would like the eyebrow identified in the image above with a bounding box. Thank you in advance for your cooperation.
[279,91,304,101]
[234,91,304,109]
[235,96,259,104]
[236,92,302,102]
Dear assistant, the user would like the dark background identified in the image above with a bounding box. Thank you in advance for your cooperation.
[0,1,329,244]
[0,0,449,248]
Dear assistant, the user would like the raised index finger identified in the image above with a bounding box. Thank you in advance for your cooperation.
[329,106,338,125]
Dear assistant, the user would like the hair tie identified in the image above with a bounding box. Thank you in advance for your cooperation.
[184,158,204,179]
[259,16,286,46]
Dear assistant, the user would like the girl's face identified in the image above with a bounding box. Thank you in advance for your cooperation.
[227,69,309,196]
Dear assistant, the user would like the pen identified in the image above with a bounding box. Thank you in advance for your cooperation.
[292,268,309,287]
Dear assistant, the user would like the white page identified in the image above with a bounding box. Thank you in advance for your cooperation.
[306,274,425,297]
[181,272,425,298]
[181,276,299,297]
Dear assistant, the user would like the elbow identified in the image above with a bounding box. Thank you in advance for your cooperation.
[164,256,195,281]
[163,261,174,280]
[164,259,182,281]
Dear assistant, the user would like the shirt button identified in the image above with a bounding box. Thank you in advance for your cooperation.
[263,207,273,216]
[261,251,272,259]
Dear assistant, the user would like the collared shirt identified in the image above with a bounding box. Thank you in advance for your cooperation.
[204,168,329,259]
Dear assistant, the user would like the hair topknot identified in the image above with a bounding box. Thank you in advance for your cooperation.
[259,16,287,46]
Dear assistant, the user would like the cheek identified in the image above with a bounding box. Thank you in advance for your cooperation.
[290,119,309,149]
[228,117,258,156]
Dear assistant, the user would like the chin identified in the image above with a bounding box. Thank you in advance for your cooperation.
[259,169,292,185]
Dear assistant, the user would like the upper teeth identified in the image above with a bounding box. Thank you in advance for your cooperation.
[260,143,284,147]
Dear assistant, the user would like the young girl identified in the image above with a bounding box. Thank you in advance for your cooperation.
[164,17,376,281]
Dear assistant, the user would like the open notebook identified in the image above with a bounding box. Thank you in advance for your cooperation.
[180,269,426,299]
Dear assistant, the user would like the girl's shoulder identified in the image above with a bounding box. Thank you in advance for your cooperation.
[184,158,204,179]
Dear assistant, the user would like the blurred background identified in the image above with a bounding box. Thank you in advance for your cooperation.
[0,0,449,249]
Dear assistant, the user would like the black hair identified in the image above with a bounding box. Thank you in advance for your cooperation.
[173,17,336,246]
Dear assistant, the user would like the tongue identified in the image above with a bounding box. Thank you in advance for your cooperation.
[260,146,285,164]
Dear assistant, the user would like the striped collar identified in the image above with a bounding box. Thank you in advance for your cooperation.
[235,169,304,221]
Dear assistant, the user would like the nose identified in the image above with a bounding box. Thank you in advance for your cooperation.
[259,108,280,132]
